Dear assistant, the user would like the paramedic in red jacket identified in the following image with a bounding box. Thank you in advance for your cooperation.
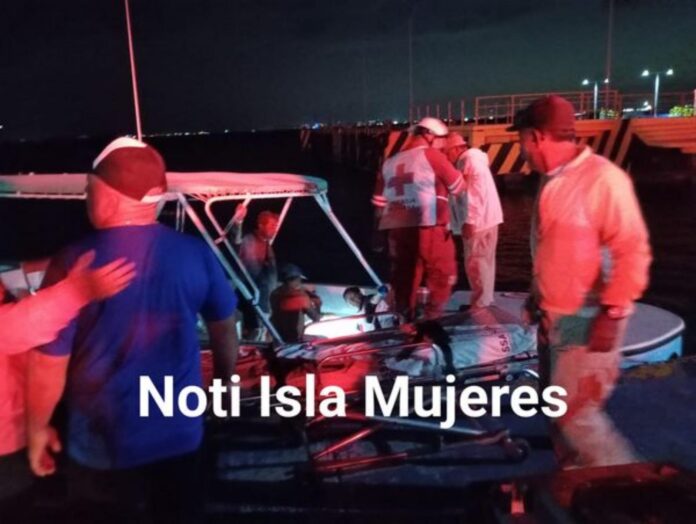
[372,117,466,320]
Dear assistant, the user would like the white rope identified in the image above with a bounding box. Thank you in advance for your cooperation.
[124,0,143,140]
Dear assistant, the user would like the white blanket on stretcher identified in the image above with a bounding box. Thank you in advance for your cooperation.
[276,319,537,379]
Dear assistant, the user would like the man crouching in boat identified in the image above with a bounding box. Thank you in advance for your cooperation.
[0,254,134,519]
[271,263,322,343]
[510,96,651,469]
[26,137,239,522]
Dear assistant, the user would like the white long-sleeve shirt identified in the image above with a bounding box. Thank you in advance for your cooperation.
[532,146,651,314]
[455,148,503,233]
[0,280,88,455]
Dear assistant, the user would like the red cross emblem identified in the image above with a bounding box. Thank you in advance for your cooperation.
[387,163,414,196]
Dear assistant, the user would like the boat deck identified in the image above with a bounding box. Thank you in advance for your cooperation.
[345,355,696,483]
[198,356,696,520]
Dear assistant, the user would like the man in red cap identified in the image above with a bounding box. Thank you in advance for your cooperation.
[372,117,466,320]
[509,95,651,468]
[26,137,239,521]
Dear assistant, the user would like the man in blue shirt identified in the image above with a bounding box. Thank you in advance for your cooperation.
[26,137,238,522]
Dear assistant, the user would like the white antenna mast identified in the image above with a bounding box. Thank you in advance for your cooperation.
[124,0,143,140]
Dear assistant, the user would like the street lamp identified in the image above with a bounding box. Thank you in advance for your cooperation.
[641,68,674,117]
[582,78,610,118]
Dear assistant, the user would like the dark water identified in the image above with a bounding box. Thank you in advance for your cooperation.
[0,134,693,354]
[496,182,696,357]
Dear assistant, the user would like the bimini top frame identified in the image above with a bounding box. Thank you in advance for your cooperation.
[0,172,383,344]
[0,172,328,200]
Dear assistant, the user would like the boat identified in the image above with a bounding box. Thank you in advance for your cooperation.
[0,3,691,520]
[0,171,684,367]
[1,167,692,524]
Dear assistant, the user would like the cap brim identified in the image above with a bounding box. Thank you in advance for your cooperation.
[282,273,308,281]
[93,137,147,169]
[507,108,531,132]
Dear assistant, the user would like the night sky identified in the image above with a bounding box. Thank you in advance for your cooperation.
[1,0,695,140]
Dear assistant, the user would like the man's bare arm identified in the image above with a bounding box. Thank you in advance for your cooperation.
[206,315,239,381]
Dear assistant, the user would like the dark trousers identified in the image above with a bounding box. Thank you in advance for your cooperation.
[67,449,202,524]
[0,449,35,523]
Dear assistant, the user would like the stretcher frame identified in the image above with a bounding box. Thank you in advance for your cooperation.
[307,342,538,475]
[215,320,538,476]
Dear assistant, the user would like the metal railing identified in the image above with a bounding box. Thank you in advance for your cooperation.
[473,90,621,124]
[410,89,693,125]
[411,99,467,125]
[617,91,693,117]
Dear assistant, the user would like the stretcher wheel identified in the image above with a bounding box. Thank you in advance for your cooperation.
[502,437,530,462]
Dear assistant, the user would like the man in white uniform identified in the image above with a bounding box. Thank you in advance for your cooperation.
[444,133,503,308]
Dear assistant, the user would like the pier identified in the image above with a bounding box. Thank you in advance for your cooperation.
[317,89,696,178]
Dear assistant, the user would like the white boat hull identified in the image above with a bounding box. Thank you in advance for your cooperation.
[305,285,684,368]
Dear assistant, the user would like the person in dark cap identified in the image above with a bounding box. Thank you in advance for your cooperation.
[509,96,651,468]
[26,137,239,522]
[270,263,322,343]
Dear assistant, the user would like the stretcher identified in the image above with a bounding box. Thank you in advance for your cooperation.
[201,306,538,475]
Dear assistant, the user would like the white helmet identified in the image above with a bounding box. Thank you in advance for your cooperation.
[411,117,449,137]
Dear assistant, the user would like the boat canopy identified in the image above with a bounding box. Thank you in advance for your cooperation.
[0,172,328,200]
[0,170,379,343]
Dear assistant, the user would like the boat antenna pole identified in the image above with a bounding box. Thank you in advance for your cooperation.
[124,0,143,140]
